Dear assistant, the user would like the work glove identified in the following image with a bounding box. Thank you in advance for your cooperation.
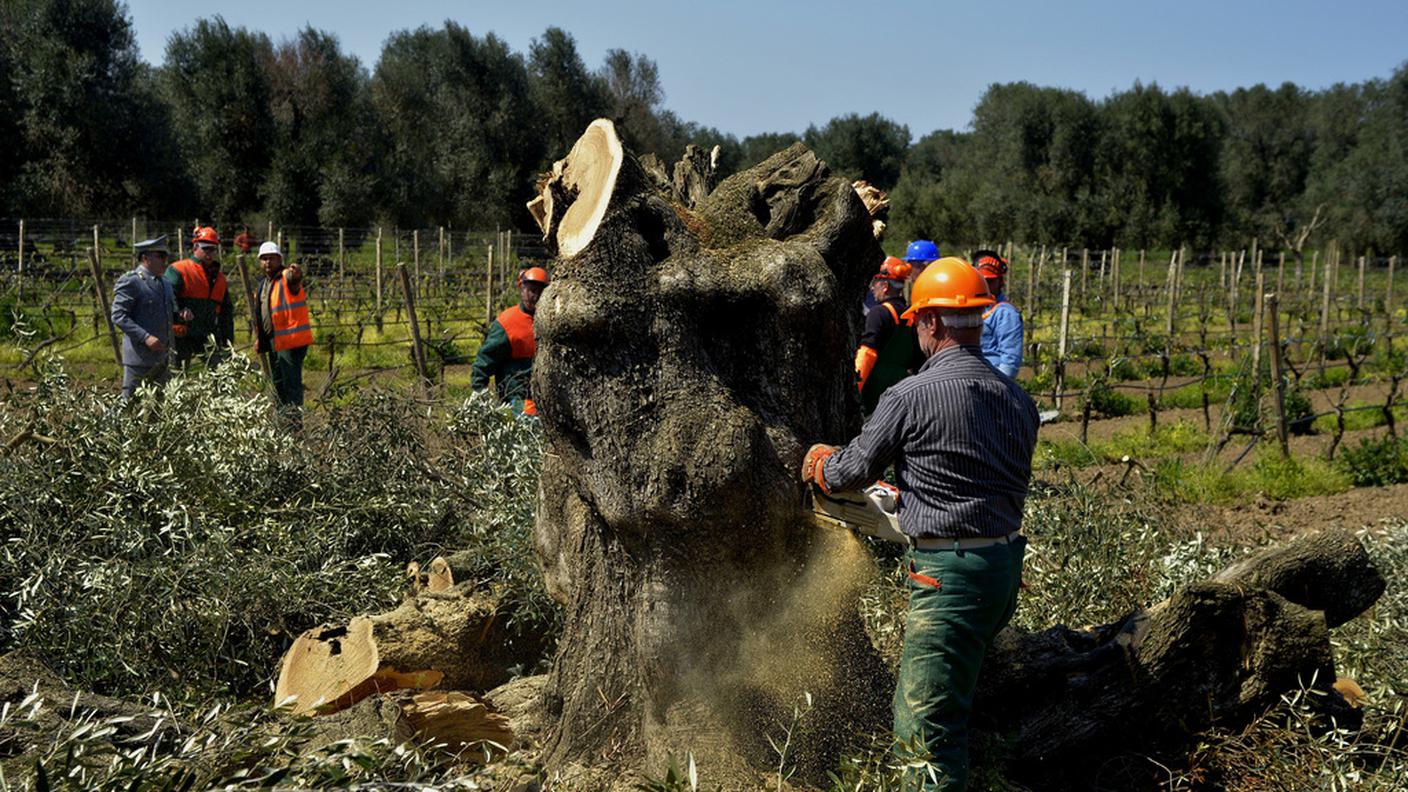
[800,443,837,493]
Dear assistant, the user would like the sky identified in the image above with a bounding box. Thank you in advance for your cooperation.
[127,0,1408,140]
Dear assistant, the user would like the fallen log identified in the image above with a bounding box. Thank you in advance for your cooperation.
[306,689,513,762]
[974,528,1385,787]
[274,587,517,715]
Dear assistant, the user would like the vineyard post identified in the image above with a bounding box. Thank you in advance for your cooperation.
[337,228,344,281]
[277,229,283,253]
[1138,249,1147,318]
[266,221,273,244]
[1079,248,1089,305]
[1357,254,1367,311]
[86,233,122,366]
[1387,255,1397,334]
[1277,251,1286,295]
[1266,292,1290,459]
[1320,242,1335,365]
[1219,251,1227,290]
[446,226,454,294]
[130,217,137,254]
[1176,245,1187,304]
[1055,269,1072,412]
[1308,250,1319,310]
[1251,270,1265,379]
[413,229,421,300]
[1164,250,1178,338]
[233,256,273,382]
[438,226,446,298]
[16,219,23,303]
[375,226,384,332]
[1112,247,1122,312]
[1024,243,1036,324]
[1098,249,1107,296]
[1249,237,1259,286]
[397,263,430,392]
[486,244,495,326]
[176,228,183,260]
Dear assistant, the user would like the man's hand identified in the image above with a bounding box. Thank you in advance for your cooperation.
[286,263,303,287]
[800,443,837,493]
[144,335,166,353]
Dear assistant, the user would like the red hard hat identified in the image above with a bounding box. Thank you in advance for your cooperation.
[973,249,1008,280]
[518,267,550,286]
[874,256,913,282]
[192,226,220,246]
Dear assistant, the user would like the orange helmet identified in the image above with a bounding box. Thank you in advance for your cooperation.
[973,249,1008,280]
[901,257,994,320]
[192,226,220,246]
[874,256,912,282]
[518,266,550,286]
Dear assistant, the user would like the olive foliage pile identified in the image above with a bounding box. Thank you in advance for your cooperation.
[0,362,551,700]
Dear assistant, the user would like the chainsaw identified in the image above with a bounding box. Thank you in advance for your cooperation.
[806,482,908,544]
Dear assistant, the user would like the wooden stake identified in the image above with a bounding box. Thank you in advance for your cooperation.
[398,263,429,390]
[1112,247,1122,312]
[1387,255,1397,332]
[1219,251,1227,291]
[1276,251,1286,295]
[1055,270,1072,412]
[131,217,137,253]
[1320,242,1336,360]
[16,219,24,303]
[267,221,274,244]
[1357,254,1367,311]
[87,245,122,366]
[413,229,421,299]
[486,244,495,326]
[234,256,273,382]
[1080,248,1089,303]
[1266,292,1290,459]
[1164,250,1178,341]
[338,228,345,281]
[1251,270,1265,377]
[375,227,384,330]
[177,228,184,260]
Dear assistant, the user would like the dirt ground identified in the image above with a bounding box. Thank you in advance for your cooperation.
[1178,483,1408,542]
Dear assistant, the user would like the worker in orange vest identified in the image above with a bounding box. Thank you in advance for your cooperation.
[251,242,313,415]
[856,256,921,413]
[165,225,234,369]
[472,267,549,415]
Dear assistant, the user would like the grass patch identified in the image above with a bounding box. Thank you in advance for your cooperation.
[1154,453,1354,504]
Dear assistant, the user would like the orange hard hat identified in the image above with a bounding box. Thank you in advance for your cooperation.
[973,249,1008,279]
[901,257,995,320]
[518,266,550,286]
[874,256,912,281]
[192,226,220,246]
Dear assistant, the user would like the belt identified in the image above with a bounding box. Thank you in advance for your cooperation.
[909,530,1022,551]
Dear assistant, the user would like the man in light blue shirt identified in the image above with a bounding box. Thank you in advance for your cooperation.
[973,250,1023,379]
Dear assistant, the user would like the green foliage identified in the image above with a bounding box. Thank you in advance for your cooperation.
[1084,375,1139,417]
[804,113,911,190]
[1336,434,1408,487]
[1154,454,1352,503]
[0,361,553,699]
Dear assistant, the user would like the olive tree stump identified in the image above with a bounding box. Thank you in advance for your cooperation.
[529,120,889,788]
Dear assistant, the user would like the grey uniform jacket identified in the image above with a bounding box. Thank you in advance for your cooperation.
[111,266,175,367]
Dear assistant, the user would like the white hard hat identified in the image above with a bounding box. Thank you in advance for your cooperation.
[258,241,282,257]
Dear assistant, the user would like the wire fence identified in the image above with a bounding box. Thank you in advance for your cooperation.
[2,221,1405,444]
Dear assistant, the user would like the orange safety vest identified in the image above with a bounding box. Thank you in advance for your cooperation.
[496,304,536,359]
[171,259,228,337]
[270,272,313,351]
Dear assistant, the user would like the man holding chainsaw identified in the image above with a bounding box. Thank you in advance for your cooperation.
[801,257,1039,791]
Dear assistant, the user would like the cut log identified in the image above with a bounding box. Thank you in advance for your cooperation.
[401,690,514,757]
[304,689,513,763]
[973,528,1384,787]
[274,588,513,715]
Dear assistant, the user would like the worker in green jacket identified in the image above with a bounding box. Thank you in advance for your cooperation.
[472,267,550,415]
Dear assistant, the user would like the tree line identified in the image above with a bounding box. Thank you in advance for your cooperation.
[3,0,1406,254]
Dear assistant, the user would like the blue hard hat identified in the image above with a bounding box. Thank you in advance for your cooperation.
[904,240,940,263]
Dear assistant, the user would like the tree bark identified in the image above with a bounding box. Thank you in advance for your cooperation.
[530,121,888,788]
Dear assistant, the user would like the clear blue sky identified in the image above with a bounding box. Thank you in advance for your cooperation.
[127,0,1408,140]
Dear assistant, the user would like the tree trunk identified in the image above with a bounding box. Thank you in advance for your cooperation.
[530,120,889,788]
[973,528,1384,787]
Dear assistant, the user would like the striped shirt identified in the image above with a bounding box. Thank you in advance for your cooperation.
[823,344,1039,539]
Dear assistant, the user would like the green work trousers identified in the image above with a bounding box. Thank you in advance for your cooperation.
[272,345,307,409]
[893,536,1027,791]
